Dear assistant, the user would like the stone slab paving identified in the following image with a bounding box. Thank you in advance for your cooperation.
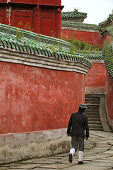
[0,131,113,170]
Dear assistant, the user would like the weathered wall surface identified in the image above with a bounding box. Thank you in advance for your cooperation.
[106,72,113,130]
[0,61,85,134]
[61,29,104,47]
[85,61,106,93]
[0,46,89,163]
[0,22,90,163]
[0,128,70,164]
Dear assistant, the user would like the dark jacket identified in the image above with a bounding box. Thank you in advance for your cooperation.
[67,111,89,138]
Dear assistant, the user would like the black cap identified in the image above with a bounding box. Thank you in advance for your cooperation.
[79,104,87,109]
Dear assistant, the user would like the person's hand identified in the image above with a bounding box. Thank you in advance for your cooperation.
[67,134,70,136]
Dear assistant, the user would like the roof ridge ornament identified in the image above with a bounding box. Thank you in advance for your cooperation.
[74,9,78,13]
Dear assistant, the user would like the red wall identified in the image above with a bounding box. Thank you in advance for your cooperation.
[0,61,85,134]
[106,72,113,120]
[61,29,105,47]
[85,63,106,92]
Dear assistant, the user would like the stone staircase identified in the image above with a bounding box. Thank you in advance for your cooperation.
[85,94,103,131]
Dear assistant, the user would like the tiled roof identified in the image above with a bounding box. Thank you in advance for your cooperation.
[106,25,113,37]
[104,42,113,78]
[99,14,113,28]
[0,23,92,67]
[62,9,87,19]
[75,51,104,60]
[62,21,99,30]
[99,14,113,35]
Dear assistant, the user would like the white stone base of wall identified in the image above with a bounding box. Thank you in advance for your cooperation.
[85,87,106,94]
[0,128,70,164]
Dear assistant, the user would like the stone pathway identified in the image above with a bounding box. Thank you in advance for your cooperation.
[0,131,113,170]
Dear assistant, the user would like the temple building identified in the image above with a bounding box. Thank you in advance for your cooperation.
[61,9,103,47]
[99,14,113,28]
[62,9,87,23]
[0,0,63,37]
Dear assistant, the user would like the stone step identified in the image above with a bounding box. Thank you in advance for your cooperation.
[86,114,99,117]
[85,99,100,103]
[85,94,102,98]
[85,96,100,99]
[85,98,100,101]
[88,119,101,122]
[88,121,102,125]
[87,116,100,119]
[85,98,100,102]
[88,117,101,121]
[85,94,100,100]
[86,105,99,108]
[85,100,100,103]
[85,93,103,131]
[85,103,100,106]
[89,127,103,131]
[89,124,103,128]
[89,125,103,129]
[86,113,100,117]
[86,110,99,113]
[86,105,99,107]
[86,111,99,114]
[86,113,99,116]
[86,113,99,115]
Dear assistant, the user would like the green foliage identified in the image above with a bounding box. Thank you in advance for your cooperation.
[18,21,33,32]
[49,45,57,54]
[15,21,33,41]
[65,38,101,52]
[16,28,23,41]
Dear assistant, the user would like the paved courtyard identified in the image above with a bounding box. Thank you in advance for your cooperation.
[0,131,113,170]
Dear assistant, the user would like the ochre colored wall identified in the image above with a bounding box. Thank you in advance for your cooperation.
[0,61,85,134]
[106,72,113,120]
[85,63,106,93]
[61,29,105,47]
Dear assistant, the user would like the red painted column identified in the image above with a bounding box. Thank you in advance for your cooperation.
[55,8,62,37]
[33,5,41,33]
[0,6,8,25]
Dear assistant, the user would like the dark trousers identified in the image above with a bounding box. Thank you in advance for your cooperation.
[71,136,84,152]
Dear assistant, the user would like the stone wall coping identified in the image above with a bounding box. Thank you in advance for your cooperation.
[62,21,99,31]
[0,23,92,70]
[0,48,91,75]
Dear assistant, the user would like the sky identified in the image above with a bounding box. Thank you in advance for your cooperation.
[62,0,113,25]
